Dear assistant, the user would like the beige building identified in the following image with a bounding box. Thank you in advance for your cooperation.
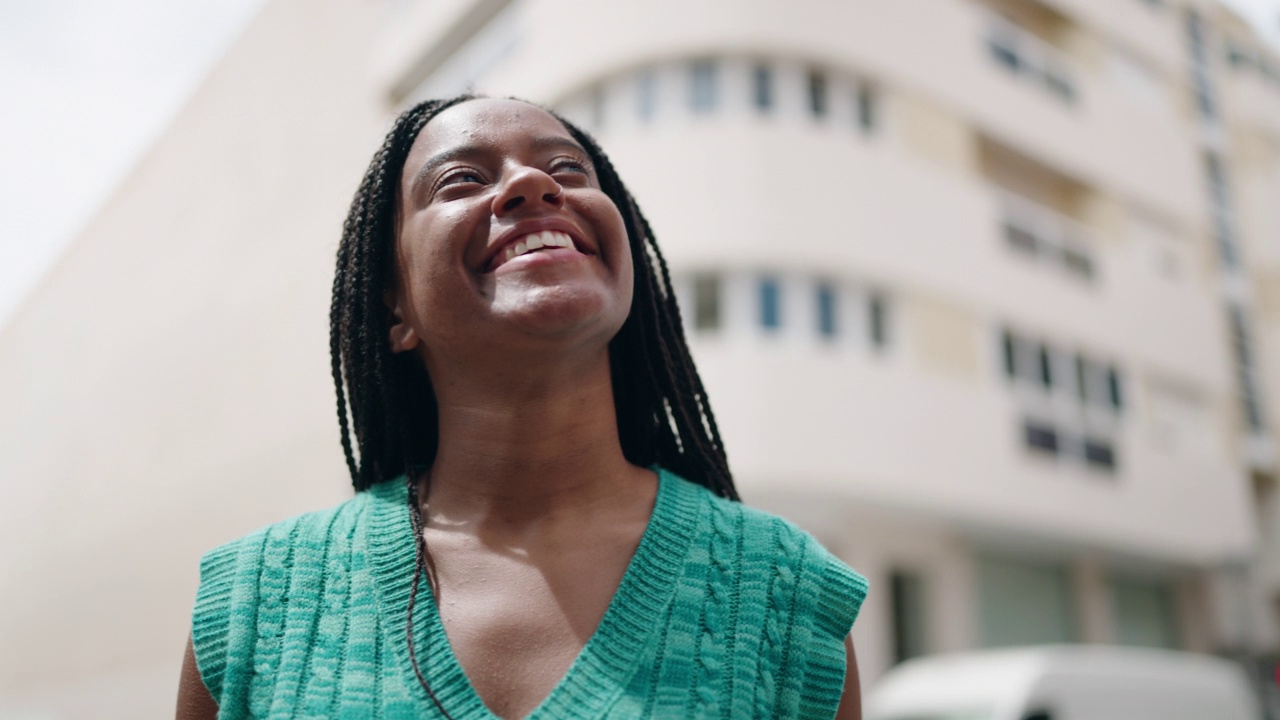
[1,0,1278,717]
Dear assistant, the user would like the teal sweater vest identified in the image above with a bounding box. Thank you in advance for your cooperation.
[193,469,868,719]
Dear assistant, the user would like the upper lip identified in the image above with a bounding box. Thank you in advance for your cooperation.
[482,216,594,272]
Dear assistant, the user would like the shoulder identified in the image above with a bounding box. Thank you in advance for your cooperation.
[661,469,869,635]
[197,488,375,579]
[190,484,392,701]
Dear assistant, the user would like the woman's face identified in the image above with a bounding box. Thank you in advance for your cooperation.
[389,98,634,370]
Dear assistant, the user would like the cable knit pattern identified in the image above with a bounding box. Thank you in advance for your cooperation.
[192,468,868,719]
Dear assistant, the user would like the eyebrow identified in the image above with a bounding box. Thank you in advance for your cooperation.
[409,136,593,194]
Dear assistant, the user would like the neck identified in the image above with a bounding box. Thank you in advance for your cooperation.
[422,347,642,524]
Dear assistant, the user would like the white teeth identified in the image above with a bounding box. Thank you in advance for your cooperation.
[501,231,575,265]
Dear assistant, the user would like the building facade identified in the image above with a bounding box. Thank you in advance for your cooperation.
[1,0,1278,716]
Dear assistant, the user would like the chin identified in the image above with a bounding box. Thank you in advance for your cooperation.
[492,283,627,340]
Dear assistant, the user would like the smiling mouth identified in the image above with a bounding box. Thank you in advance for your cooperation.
[491,230,583,270]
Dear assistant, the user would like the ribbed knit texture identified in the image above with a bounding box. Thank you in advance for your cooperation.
[193,469,868,719]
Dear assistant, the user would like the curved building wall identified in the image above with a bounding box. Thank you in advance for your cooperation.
[1,0,1277,715]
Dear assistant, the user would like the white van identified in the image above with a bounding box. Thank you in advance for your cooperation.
[865,645,1262,720]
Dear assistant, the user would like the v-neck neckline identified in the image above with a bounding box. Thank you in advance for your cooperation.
[364,467,703,719]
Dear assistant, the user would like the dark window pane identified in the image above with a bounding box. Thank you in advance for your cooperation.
[816,282,838,339]
[1005,222,1037,254]
[808,70,828,118]
[1107,367,1123,411]
[856,85,876,133]
[869,293,888,348]
[1044,69,1075,102]
[1075,355,1088,402]
[1083,438,1116,470]
[692,273,721,331]
[1002,330,1017,380]
[1062,245,1094,279]
[690,60,717,112]
[1038,345,1053,389]
[891,570,928,663]
[759,277,781,330]
[1024,419,1060,454]
[753,64,773,111]
[989,38,1021,72]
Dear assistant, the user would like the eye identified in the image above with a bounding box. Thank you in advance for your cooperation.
[437,168,486,190]
[549,157,592,182]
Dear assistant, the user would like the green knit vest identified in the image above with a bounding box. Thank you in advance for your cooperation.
[193,468,868,719]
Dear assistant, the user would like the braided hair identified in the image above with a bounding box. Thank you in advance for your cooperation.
[329,95,738,713]
[330,93,736,499]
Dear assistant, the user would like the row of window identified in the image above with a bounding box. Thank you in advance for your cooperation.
[1002,328,1122,473]
[978,556,1180,649]
[983,11,1076,104]
[677,272,890,348]
[568,57,880,135]
[1226,39,1280,90]
[1186,10,1219,121]
[1023,417,1118,471]
[896,555,1183,666]
[1001,329,1123,412]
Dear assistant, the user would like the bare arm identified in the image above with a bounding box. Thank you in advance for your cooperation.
[833,634,862,720]
[176,634,219,720]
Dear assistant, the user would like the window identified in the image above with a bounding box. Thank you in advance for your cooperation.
[1074,354,1088,401]
[759,277,781,330]
[691,273,722,331]
[637,69,657,122]
[891,570,928,663]
[1083,438,1116,470]
[979,556,1077,647]
[984,12,1076,104]
[690,59,718,113]
[1107,368,1123,411]
[868,293,888,348]
[1186,11,1218,121]
[1002,331,1018,379]
[855,85,876,133]
[807,69,828,118]
[1229,305,1266,432]
[753,63,773,111]
[998,192,1095,282]
[1003,329,1123,472]
[1024,419,1060,454]
[1226,40,1251,69]
[816,282,838,339]
[1037,344,1053,389]
[1112,577,1180,648]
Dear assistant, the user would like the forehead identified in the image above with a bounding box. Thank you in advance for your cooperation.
[408,98,575,164]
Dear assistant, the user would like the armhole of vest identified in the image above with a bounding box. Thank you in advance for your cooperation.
[809,540,869,643]
[192,533,255,701]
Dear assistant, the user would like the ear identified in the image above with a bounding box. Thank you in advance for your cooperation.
[384,288,420,353]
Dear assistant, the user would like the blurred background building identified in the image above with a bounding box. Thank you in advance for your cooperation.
[1,0,1279,717]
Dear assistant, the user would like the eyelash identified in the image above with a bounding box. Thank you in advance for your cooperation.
[549,157,591,175]
[433,157,593,197]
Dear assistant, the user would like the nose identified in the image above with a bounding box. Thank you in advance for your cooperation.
[492,165,564,216]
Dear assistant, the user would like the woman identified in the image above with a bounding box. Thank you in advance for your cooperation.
[177,94,868,719]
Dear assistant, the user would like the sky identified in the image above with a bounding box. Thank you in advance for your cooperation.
[0,0,1277,330]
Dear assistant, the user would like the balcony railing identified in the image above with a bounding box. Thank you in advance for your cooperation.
[982,10,1077,104]
[996,189,1096,281]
